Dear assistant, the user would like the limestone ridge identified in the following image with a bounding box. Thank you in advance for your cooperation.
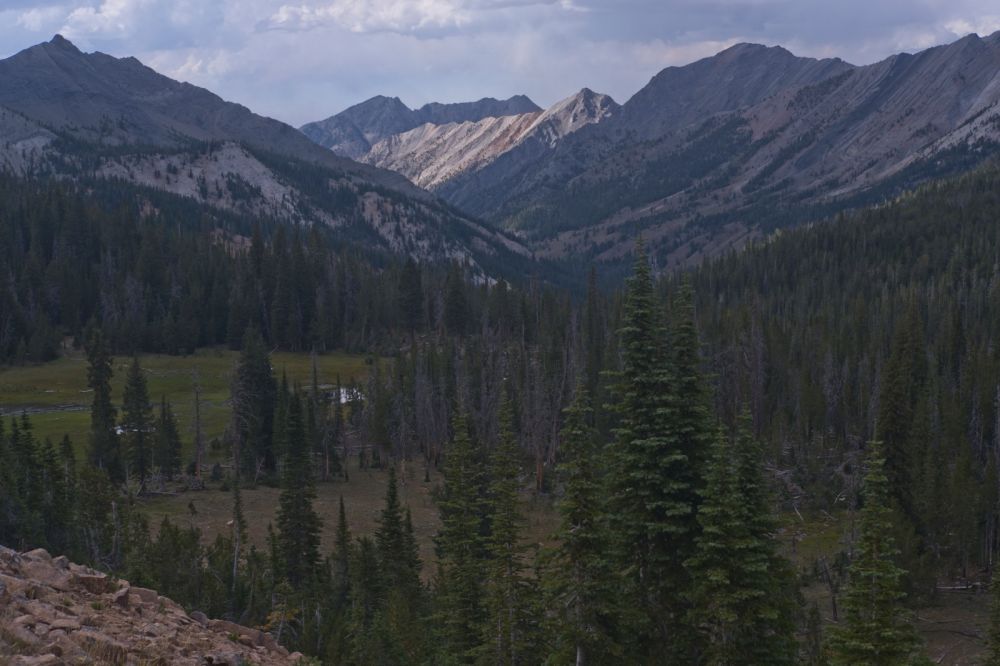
[0,546,302,665]
[358,88,620,190]
[300,94,542,159]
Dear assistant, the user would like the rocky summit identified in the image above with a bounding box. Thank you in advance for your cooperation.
[0,546,301,665]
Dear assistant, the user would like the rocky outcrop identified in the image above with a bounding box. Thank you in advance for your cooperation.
[0,546,301,666]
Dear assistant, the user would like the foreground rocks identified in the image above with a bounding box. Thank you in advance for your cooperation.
[0,546,302,665]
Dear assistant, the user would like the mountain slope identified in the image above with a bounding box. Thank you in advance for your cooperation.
[0,36,533,273]
[362,88,619,190]
[419,43,855,234]
[0,35,422,196]
[300,94,540,159]
[436,35,1000,267]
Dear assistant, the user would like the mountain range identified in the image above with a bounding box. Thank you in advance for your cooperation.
[303,34,1000,269]
[0,35,532,275]
[2,32,1000,278]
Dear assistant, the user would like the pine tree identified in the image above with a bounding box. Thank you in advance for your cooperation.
[86,329,121,480]
[154,397,182,478]
[668,278,713,504]
[479,395,537,665]
[122,356,154,486]
[606,240,696,657]
[876,304,926,526]
[233,327,277,474]
[374,466,427,662]
[685,418,796,665]
[276,392,322,585]
[546,386,619,664]
[434,410,486,663]
[376,465,420,591]
[827,440,925,665]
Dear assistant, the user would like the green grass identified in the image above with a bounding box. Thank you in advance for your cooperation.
[0,347,371,460]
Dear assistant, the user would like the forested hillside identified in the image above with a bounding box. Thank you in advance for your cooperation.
[691,163,1000,586]
[5,162,1000,662]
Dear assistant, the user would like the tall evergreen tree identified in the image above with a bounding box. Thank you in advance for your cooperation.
[122,356,154,486]
[546,386,619,664]
[686,417,796,665]
[434,410,486,663]
[86,329,121,480]
[876,304,926,526]
[375,466,419,590]
[479,395,537,665]
[373,466,427,662]
[154,397,183,478]
[233,327,277,474]
[606,240,697,658]
[827,440,925,665]
[276,393,322,585]
[668,278,713,502]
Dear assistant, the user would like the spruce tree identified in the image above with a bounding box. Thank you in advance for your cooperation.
[86,329,120,480]
[686,418,796,665]
[375,466,427,662]
[276,393,322,585]
[479,395,537,665]
[233,327,277,474]
[827,440,925,665]
[606,240,696,657]
[876,304,926,526]
[154,397,182,478]
[122,356,153,486]
[668,278,713,503]
[375,465,420,592]
[546,386,619,664]
[434,410,486,663]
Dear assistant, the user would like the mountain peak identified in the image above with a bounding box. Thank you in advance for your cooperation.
[47,34,81,53]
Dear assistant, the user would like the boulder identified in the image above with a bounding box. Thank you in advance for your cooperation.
[111,585,130,608]
[130,586,159,604]
[22,548,52,562]
[72,572,112,594]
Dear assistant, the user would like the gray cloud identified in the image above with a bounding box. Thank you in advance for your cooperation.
[1,0,998,126]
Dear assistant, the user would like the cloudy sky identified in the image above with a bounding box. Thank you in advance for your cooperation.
[1,0,999,126]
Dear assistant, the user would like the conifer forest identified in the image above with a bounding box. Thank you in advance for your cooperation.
[4,158,1000,663]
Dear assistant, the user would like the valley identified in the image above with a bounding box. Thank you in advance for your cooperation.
[3,18,1000,665]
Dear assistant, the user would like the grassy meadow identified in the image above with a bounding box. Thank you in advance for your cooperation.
[0,347,372,460]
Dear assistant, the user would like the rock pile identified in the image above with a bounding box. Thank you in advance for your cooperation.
[0,546,302,665]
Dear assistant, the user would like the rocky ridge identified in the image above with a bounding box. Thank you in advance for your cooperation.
[300,94,541,159]
[362,89,619,190]
[0,546,300,665]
